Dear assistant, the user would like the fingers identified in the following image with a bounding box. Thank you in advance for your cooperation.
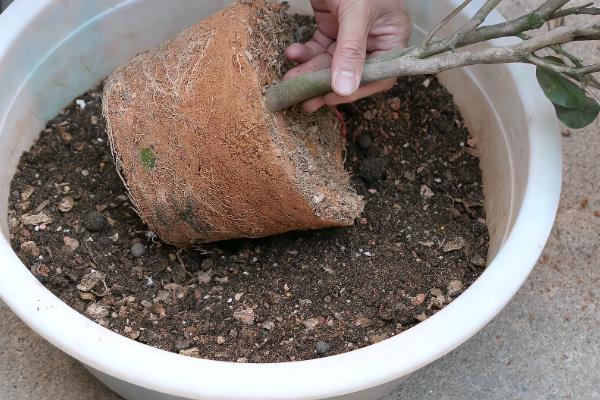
[325,45,397,107]
[286,29,335,62]
[367,11,413,52]
[323,78,397,107]
[302,97,327,113]
[331,1,371,97]
[366,30,410,53]
[283,52,332,80]
[284,31,336,113]
[284,0,411,112]
[286,42,319,64]
[300,77,396,113]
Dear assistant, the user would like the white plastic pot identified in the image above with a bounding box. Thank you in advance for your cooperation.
[0,1,561,399]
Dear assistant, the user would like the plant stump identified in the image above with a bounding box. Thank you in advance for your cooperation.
[103,0,363,247]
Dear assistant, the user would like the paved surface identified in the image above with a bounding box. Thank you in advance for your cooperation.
[1,1,599,399]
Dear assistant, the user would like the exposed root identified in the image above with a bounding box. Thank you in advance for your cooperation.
[103,0,363,247]
[141,29,214,107]
[248,1,296,85]
[250,2,363,223]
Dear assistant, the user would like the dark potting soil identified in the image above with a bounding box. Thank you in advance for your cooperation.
[7,75,488,363]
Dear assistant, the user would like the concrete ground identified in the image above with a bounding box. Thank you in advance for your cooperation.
[1,1,599,399]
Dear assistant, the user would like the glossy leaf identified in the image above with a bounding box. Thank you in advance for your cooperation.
[536,59,600,129]
[536,65,588,108]
[554,98,600,129]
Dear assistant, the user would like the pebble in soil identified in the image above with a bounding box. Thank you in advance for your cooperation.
[8,75,489,363]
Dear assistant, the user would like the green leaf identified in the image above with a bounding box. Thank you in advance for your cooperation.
[536,64,588,108]
[139,147,156,170]
[554,97,600,129]
[536,59,600,129]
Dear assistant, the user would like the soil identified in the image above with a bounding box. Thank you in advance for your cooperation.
[7,19,488,365]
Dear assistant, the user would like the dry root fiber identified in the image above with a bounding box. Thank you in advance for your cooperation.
[103,0,363,247]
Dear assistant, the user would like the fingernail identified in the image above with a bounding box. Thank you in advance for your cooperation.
[334,70,359,96]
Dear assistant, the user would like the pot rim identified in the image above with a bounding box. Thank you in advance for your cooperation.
[0,1,561,399]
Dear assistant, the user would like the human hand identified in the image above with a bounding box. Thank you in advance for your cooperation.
[284,0,412,112]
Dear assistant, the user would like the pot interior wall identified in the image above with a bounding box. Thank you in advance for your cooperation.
[0,0,519,268]
[0,1,542,399]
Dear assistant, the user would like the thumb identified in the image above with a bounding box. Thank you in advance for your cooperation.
[331,2,370,96]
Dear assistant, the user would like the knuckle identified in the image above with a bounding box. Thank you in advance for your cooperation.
[338,40,366,61]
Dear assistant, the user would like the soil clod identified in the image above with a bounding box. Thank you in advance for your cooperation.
[130,242,147,258]
[447,280,464,297]
[315,340,331,355]
[358,134,372,150]
[83,212,107,232]
[358,157,387,183]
